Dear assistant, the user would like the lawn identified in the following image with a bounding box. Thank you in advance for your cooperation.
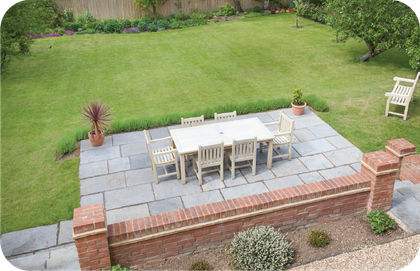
[1,13,419,234]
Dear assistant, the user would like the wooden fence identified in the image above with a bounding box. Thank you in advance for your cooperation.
[54,0,291,20]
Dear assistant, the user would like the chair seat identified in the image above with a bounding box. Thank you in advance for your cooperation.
[226,150,253,162]
[273,134,291,146]
[153,146,176,166]
[192,154,223,168]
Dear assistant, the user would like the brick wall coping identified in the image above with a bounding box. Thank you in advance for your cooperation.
[73,228,108,240]
[108,173,371,248]
[360,160,399,176]
[385,146,417,158]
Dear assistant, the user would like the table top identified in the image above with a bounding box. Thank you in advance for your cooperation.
[169,118,274,154]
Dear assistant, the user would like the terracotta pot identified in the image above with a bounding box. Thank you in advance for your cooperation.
[88,129,105,146]
[291,101,306,115]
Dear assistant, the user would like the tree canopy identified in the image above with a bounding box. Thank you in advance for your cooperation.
[133,0,167,21]
[324,0,419,62]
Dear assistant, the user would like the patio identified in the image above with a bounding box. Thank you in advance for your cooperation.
[78,108,364,225]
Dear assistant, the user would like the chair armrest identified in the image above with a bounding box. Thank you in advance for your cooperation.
[264,121,280,126]
[274,132,292,137]
[385,92,410,99]
[149,136,173,144]
[393,76,416,83]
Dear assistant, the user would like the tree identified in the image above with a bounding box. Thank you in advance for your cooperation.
[1,0,55,69]
[400,26,420,71]
[324,0,418,61]
[234,0,243,13]
[133,0,167,21]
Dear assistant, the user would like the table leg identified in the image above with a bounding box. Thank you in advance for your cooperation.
[180,154,186,184]
[267,140,273,169]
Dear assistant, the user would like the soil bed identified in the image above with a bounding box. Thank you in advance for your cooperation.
[137,214,407,270]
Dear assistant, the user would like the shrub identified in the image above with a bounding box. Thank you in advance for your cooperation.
[169,20,180,29]
[105,21,122,33]
[84,9,95,23]
[86,28,96,34]
[86,22,99,29]
[121,19,131,28]
[138,22,147,31]
[111,264,131,271]
[63,7,74,22]
[76,13,85,25]
[131,19,140,27]
[366,210,395,235]
[95,22,106,32]
[308,229,330,247]
[289,1,296,9]
[148,24,158,32]
[63,22,83,32]
[189,259,212,271]
[228,226,294,270]
[302,94,330,112]
[121,27,141,34]
[219,3,236,16]
[57,131,77,157]
[156,20,169,29]
[253,5,262,12]
[142,18,153,24]
[292,88,303,106]
[53,28,66,35]
[43,28,53,34]
[191,13,207,20]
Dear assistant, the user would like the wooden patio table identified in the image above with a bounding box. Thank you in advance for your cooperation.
[169,118,275,184]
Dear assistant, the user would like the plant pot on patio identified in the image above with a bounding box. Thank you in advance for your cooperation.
[291,101,306,115]
[82,101,113,147]
[88,129,105,146]
[291,88,306,115]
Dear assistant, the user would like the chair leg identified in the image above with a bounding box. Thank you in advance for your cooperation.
[252,158,256,176]
[225,153,229,168]
[152,166,159,184]
[198,167,202,185]
[175,162,180,180]
[403,105,409,120]
[288,143,292,161]
[259,142,263,153]
[231,160,235,180]
[187,155,190,167]
[220,160,224,182]
[385,101,390,117]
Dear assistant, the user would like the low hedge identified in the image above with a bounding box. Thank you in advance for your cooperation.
[57,95,329,156]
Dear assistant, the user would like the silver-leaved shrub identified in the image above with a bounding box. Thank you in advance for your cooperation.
[228,226,294,270]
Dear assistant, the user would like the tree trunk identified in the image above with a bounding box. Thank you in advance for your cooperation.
[264,0,270,10]
[357,41,387,61]
[296,17,299,28]
[153,6,157,21]
[234,0,243,13]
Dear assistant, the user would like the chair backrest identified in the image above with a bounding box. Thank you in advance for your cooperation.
[214,111,236,123]
[278,111,294,138]
[197,142,224,166]
[413,72,420,91]
[231,137,257,161]
[181,115,204,128]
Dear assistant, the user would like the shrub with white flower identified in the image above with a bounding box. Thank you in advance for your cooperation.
[228,226,294,270]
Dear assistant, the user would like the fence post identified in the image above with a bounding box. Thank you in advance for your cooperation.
[73,204,111,271]
[385,138,417,180]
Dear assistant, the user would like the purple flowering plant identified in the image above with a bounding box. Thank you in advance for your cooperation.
[121,27,141,34]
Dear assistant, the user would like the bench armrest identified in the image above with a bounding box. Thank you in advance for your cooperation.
[393,76,416,83]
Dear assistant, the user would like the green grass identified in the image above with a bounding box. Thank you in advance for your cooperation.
[1,14,419,234]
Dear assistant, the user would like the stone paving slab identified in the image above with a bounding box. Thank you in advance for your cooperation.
[201,172,226,191]
[168,124,182,130]
[318,166,357,180]
[182,190,225,208]
[79,160,108,179]
[293,115,326,129]
[80,172,126,195]
[80,193,103,207]
[298,154,334,171]
[240,164,275,183]
[264,175,304,191]
[323,147,363,167]
[125,168,155,186]
[113,131,145,146]
[236,112,273,123]
[308,124,339,138]
[58,220,73,245]
[130,153,152,169]
[223,170,248,187]
[105,184,154,210]
[80,136,113,152]
[293,128,317,142]
[293,138,337,156]
[152,177,202,200]
[298,172,325,183]
[120,142,148,157]
[149,198,184,216]
[394,180,415,190]
[271,158,309,177]
[397,185,420,197]
[108,157,131,173]
[350,162,361,173]
[391,195,420,232]
[326,135,354,149]
[46,245,78,269]
[7,250,50,269]
[80,146,120,164]
[221,182,269,200]
[1,224,57,257]
[282,108,314,119]
[149,127,170,139]
[106,204,150,225]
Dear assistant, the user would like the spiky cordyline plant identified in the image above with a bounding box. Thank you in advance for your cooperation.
[82,101,113,139]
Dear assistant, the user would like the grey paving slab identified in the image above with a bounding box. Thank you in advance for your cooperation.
[106,204,150,225]
[104,184,154,210]
[393,189,404,199]
[58,220,73,245]
[240,164,275,183]
[293,115,326,129]
[350,162,361,173]
[326,135,354,149]
[108,157,131,173]
[282,108,315,119]
[318,166,357,180]
[264,175,304,191]
[278,146,301,159]
[8,250,50,269]
[121,141,148,157]
[80,172,126,195]
[293,139,337,156]
[113,131,145,146]
[223,169,248,187]
[80,136,113,152]
[394,180,415,190]
[168,124,182,130]
[293,128,317,142]
[47,259,80,271]
[80,193,104,207]
[1,224,58,257]
[415,195,420,201]
[391,195,420,232]
[308,124,339,138]
[299,172,325,184]
[149,197,184,216]
[182,190,225,208]
[201,172,226,191]
[149,127,170,139]
[79,146,120,164]
[323,147,363,167]
[298,154,334,171]
[396,185,420,197]
[79,160,108,179]
[256,145,299,163]
[125,168,155,186]
[271,158,309,177]
[152,177,203,200]
[221,182,269,200]
[46,244,78,269]
[237,113,274,123]
[130,153,152,169]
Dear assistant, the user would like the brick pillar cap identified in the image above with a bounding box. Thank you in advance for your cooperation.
[362,151,399,172]
[387,138,416,156]
[73,203,106,235]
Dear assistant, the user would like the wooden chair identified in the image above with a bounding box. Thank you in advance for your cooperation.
[226,137,257,180]
[259,111,294,161]
[144,130,180,184]
[214,111,236,123]
[193,142,224,185]
[181,115,205,167]
[384,72,420,120]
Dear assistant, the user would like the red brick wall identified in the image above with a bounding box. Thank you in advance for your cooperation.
[400,154,420,184]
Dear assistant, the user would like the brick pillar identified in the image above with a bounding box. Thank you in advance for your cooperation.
[73,204,111,271]
[361,151,399,212]
[385,138,417,180]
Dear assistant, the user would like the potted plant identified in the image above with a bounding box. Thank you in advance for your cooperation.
[81,101,113,146]
[291,88,306,115]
